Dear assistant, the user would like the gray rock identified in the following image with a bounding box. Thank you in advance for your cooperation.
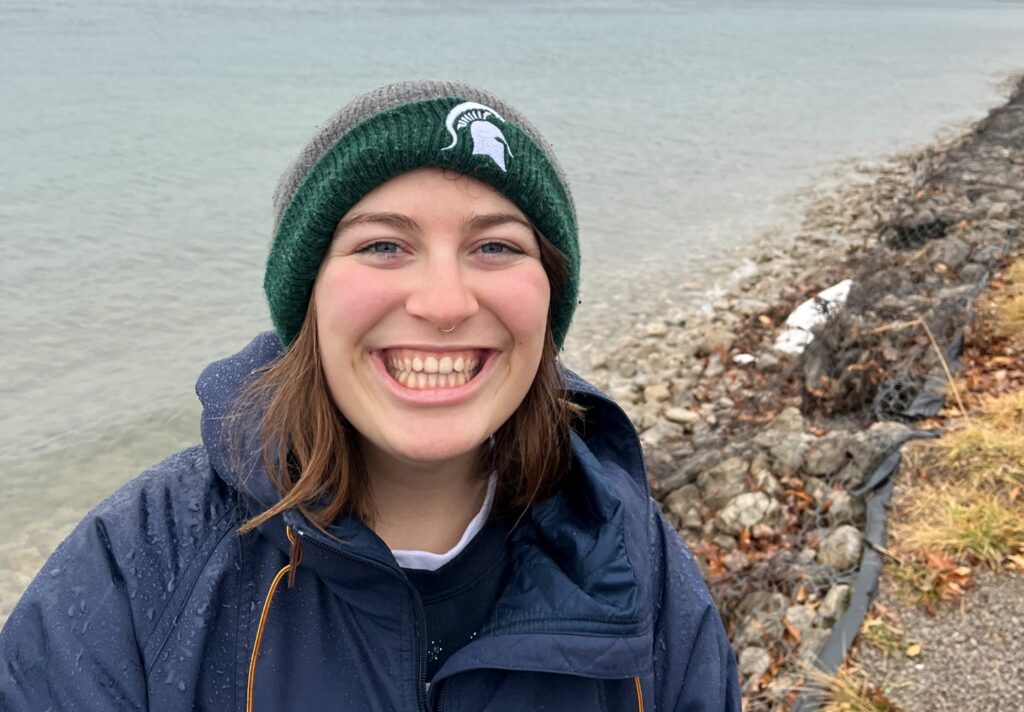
[756,351,782,373]
[664,407,700,425]
[736,298,772,317]
[987,203,1012,220]
[927,236,971,271]
[754,406,804,448]
[716,492,781,535]
[817,525,864,571]
[697,456,750,510]
[752,469,782,496]
[680,507,703,530]
[696,327,736,356]
[663,484,700,520]
[959,263,988,285]
[827,490,865,525]
[848,421,912,471]
[640,420,683,448]
[785,604,818,640]
[836,460,867,487]
[643,383,671,403]
[608,378,639,404]
[798,547,817,565]
[804,431,851,476]
[722,549,750,572]
[738,646,772,679]
[818,584,851,622]
[972,244,1006,265]
[713,534,738,552]
[769,433,811,474]
[643,322,668,338]
[703,358,725,379]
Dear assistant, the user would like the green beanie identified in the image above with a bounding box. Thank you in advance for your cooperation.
[265,80,580,349]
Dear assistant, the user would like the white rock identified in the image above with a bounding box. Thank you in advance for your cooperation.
[774,279,853,355]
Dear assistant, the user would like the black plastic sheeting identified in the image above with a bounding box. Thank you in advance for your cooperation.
[792,429,939,712]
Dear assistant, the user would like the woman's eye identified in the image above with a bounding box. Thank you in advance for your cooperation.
[356,241,404,259]
[478,241,524,257]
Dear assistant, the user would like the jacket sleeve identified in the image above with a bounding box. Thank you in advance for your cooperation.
[650,503,741,711]
[0,512,148,711]
[0,446,234,711]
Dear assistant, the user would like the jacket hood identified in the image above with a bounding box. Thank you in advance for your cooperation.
[197,332,654,677]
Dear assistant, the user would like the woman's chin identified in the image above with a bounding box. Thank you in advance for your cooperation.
[381,433,488,468]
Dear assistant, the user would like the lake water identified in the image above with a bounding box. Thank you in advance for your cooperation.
[2,0,1024,619]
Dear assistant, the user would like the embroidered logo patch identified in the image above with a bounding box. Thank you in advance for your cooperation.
[442,102,514,172]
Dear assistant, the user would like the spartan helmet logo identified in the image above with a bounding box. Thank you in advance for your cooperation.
[441,102,514,172]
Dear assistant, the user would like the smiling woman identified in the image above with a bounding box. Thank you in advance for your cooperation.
[0,81,740,712]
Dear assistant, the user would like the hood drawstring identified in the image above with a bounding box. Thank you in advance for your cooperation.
[243,526,644,711]
[246,525,303,712]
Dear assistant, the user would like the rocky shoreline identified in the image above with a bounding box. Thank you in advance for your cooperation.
[578,76,1024,709]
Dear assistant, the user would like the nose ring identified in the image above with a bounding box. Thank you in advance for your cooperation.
[439,325,456,334]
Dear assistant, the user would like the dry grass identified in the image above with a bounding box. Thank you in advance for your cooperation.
[897,486,1024,567]
[801,661,905,711]
[930,411,1024,492]
[891,379,1024,569]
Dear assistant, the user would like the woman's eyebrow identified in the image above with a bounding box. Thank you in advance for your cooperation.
[335,212,421,234]
[464,213,532,233]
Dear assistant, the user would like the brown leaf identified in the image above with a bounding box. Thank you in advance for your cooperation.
[783,618,802,643]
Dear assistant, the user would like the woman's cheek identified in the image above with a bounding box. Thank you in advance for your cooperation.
[318,266,400,330]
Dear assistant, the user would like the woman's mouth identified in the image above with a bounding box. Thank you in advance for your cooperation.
[380,348,486,390]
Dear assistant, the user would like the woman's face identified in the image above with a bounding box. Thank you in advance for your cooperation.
[313,168,550,471]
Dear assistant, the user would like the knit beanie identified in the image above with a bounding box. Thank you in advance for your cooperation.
[265,80,580,349]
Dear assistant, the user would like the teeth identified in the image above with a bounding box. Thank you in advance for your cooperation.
[384,349,487,389]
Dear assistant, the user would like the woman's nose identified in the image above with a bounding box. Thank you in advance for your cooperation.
[404,255,479,330]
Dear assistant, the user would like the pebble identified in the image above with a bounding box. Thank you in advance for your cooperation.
[664,407,700,425]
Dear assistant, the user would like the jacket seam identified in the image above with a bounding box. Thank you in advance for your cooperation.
[142,501,241,678]
[668,605,715,712]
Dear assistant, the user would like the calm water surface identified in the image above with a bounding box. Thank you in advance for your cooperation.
[2,0,1024,617]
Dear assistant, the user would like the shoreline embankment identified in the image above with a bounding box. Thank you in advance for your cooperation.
[579,76,1024,710]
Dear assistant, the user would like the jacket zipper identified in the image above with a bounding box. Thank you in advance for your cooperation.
[295,528,430,712]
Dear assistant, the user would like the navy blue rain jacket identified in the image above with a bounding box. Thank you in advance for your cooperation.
[1,333,740,711]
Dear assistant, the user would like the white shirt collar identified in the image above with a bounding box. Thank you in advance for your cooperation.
[390,473,498,572]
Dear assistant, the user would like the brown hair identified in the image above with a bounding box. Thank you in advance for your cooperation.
[236,233,576,533]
